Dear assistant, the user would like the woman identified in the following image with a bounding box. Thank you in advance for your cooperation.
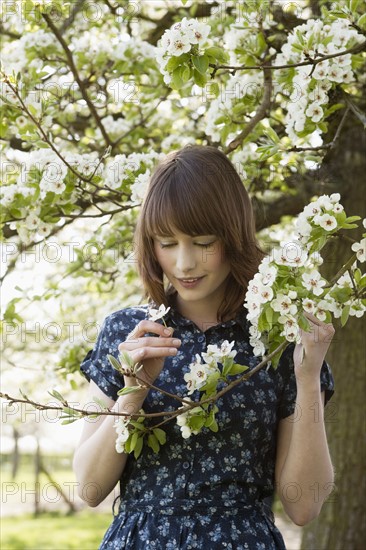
[73,145,335,549]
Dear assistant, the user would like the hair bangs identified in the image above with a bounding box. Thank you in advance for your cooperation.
[144,167,219,238]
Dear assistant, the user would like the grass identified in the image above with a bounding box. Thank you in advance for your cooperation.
[0,510,112,550]
[1,457,112,549]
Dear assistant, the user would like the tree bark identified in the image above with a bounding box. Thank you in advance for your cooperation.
[301,111,366,549]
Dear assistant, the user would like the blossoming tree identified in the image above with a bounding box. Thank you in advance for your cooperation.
[1,1,366,547]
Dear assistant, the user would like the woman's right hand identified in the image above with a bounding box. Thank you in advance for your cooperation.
[118,320,181,388]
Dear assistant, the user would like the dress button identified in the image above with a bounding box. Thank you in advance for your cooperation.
[182,461,190,469]
[198,335,205,343]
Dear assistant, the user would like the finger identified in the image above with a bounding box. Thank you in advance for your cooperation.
[120,336,181,351]
[129,346,179,362]
[126,320,174,340]
[303,312,323,326]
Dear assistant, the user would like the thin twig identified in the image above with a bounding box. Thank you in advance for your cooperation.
[324,253,357,288]
[42,13,111,146]
[215,41,366,74]
[0,340,289,424]
[289,105,351,153]
[224,67,272,154]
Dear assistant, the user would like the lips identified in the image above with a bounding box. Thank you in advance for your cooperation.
[176,276,205,288]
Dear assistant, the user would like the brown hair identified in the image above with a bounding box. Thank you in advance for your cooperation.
[134,145,264,321]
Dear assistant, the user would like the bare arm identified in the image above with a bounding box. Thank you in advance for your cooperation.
[73,320,181,507]
[73,381,148,507]
[275,315,335,526]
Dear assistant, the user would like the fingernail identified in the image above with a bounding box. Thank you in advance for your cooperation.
[172,339,181,346]
[164,328,172,335]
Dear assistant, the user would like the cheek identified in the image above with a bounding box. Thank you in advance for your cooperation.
[154,245,169,271]
[205,245,230,271]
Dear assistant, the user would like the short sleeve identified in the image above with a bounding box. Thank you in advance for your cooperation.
[277,344,335,419]
[80,312,128,400]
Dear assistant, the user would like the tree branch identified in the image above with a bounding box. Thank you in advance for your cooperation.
[224,68,272,154]
[0,340,288,424]
[215,40,366,74]
[41,13,112,146]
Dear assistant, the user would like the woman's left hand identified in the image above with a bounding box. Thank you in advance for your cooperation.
[293,313,335,380]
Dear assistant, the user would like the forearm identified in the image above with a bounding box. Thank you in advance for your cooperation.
[73,388,148,507]
[279,376,334,524]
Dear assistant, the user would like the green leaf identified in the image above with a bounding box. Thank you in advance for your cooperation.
[118,350,135,368]
[92,396,108,409]
[193,69,207,87]
[358,13,366,29]
[130,431,139,452]
[192,55,209,74]
[181,65,191,83]
[207,419,219,432]
[265,126,280,143]
[62,407,79,416]
[330,286,353,303]
[341,304,350,327]
[345,216,361,223]
[165,55,186,72]
[265,306,274,326]
[204,47,229,64]
[48,389,65,403]
[134,435,144,459]
[124,437,131,454]
[108,354,123,372]
[189,415,205,431]
[298,313,311,332]
[153,428,166,445]
[147,433,159,453]
[61,417,80,425]
[117,386,143,396]
[171,66,185,90]
[229,363,249,375]
[354,268,362,284]
[70,379,78,391]
[129,420,146,431]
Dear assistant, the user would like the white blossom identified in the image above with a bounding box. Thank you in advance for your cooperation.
[306,102,324,123]
[315,214,338,231]
[302,298,315,313]
[114,417,131,453]
[184,356,216,395]
[258,263,277,286]
[351,239,366,262]
[271,294,297,316]
[130,171,150,203]
[302,271,326,296]
[148,304,171,321]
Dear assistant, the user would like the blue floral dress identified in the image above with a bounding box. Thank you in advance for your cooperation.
[80,304,334,550]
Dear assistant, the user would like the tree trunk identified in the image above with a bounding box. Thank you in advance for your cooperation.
[11,426,20,480]
[301,111,366,548]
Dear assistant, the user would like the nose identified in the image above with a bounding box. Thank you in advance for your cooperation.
[175,244,196,273]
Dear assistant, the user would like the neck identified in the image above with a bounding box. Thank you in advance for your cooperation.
[173,294,223,332]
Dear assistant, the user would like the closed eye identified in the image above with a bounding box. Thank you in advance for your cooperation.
[159,243,176,248]
[196,241,216,248]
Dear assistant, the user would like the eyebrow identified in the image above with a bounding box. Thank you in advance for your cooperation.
[154,234,217,239]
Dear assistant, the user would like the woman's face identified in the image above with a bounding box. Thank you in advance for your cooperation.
[153,229,231,316]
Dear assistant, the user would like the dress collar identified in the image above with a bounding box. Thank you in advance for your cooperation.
[163,304,249,334]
